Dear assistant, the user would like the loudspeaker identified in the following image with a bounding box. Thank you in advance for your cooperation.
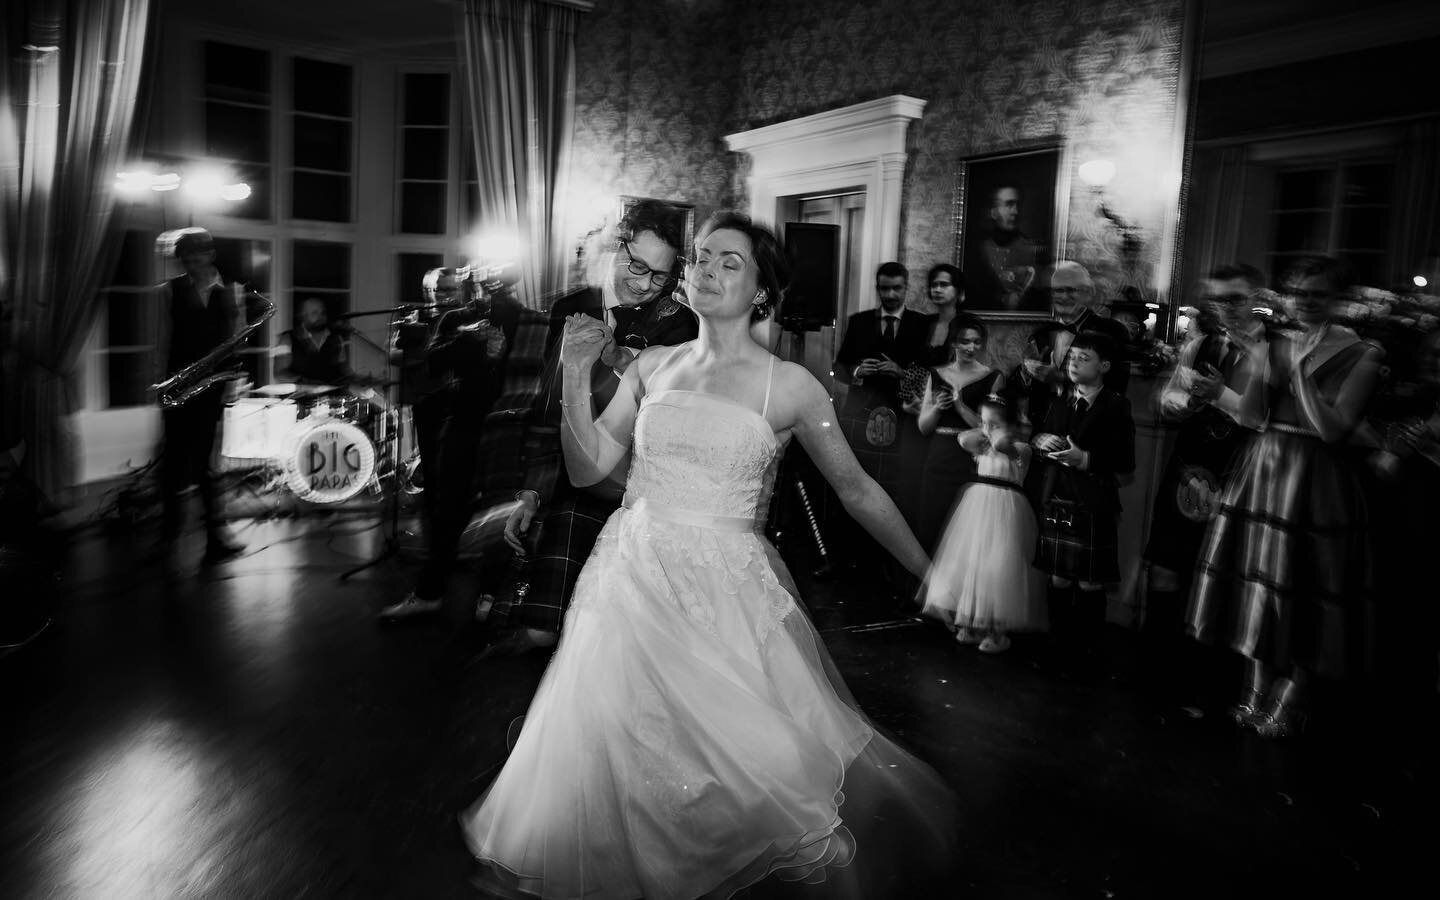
[782,223,839,332]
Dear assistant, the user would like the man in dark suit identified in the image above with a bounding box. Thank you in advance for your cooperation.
[831,262,936,597]
[379,269,531,623]
[482,199,698,656]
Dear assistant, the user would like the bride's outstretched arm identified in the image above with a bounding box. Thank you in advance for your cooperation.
[788,368,929,578]
[559,314,641,486]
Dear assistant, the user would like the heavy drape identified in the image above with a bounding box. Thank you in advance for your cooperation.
[460,0,580,310]
[1,0,152,497]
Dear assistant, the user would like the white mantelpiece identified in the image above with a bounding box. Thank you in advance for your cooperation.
[725,95,925,313]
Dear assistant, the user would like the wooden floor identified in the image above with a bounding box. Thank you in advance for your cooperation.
[1,507,1435,899]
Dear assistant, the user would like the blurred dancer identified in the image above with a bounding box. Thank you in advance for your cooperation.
[1140,265,1264,716]
[1187,257,1384,737]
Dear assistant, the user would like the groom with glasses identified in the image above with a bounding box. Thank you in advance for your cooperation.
[481,199,698,657]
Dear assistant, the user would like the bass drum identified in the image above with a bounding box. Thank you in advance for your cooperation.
[282,419,377,504]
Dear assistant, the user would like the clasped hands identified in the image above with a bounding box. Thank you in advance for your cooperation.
[1034,432,1087,468]
[854,356,902,379]
[561,313,627,369]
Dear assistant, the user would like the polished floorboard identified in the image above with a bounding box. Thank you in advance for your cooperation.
[2,513,1434,899]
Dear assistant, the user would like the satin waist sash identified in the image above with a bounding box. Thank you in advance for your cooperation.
[621,495,761,534]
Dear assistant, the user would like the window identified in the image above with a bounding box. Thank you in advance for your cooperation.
[212,237,274,388]
[100,231,160,408]
[1269,160,1395,287]
[204,41,271,220]
[463,144,480,232]
[398,72,451,235]
[291,57,354,222]
[398,252,445,306]
[291,241,352,354]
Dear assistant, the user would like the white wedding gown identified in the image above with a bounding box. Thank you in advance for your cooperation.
[461,360,955,900]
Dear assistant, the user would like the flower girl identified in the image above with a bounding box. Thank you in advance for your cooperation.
[922,392,1047,652]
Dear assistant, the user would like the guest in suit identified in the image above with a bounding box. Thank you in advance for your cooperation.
[832,262,937,497]
[482,200,699,656]
[1031,332,1136,658]
[831,262,936,598]
[380,269,530,623]
[1016,261,1132,435]
[1187,256,1385,738]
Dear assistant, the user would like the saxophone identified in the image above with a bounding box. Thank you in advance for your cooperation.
[152,289,275,408]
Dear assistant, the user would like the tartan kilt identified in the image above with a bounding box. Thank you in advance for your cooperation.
[488,491,620,634]
[1185,429,1373,680]
[1034,498,1121,584]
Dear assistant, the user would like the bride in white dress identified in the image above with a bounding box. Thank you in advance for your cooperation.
[461,212,956,899]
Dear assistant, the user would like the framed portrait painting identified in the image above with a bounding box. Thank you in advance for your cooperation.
[952,144,1067,317]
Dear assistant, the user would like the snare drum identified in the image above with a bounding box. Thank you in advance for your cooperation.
[282,419,377,503]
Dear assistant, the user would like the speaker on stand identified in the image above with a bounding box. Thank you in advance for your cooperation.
[766,223,842,578]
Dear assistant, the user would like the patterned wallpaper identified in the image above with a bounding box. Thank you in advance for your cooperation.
[568,0,1186,365]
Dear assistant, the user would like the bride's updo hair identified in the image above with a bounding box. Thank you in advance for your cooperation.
[696,210,791,323]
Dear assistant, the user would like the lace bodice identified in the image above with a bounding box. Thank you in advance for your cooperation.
[625,390,782,523]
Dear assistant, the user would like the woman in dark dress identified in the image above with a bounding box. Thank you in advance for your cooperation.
[915,314,1000,551]
[1186,257,1384,738]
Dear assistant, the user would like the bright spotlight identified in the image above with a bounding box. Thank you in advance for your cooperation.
[115,170,154,196]
[220,183,252,202]
[470,231,522,264]
[1078,159,1116,187]
[182,170,225,203]
[1416,275,1429,288]
[150,172,181,192]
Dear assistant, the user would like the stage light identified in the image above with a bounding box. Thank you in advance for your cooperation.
[1416,275,1429,288]
[182,168,226,203]
[470,231,522,265]
[114,169,155,196]
[220,183,252,202]
[150,172,181,192]
[1078,159,1116,187]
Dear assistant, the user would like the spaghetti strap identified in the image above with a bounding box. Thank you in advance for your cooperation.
[760,355,776,421]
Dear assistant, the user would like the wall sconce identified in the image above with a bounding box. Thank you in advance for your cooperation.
[1078,158,1142,263]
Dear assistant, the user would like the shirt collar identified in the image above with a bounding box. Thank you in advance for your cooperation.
[880,306,905,321]
[190,271,223,294]
[1073,381,1102,405]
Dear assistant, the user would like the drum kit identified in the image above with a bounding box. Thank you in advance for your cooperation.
[218,378,413,505]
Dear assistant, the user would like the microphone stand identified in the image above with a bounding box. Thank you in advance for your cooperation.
[338,302,452,582]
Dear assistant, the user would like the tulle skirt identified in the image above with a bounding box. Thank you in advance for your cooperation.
[922,482,1048,633]
[460,502,956,899]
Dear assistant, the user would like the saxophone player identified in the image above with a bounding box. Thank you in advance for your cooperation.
[157,228,248,565]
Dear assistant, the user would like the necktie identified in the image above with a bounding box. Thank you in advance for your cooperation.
[882,315,897,343]
[1074,396,1090,419]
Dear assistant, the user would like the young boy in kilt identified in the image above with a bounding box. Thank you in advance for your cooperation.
[1031,332,1136,656]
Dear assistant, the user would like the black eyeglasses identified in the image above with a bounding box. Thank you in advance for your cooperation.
[618,241,677,288]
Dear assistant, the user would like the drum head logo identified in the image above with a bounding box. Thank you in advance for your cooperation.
[285,420,376,503]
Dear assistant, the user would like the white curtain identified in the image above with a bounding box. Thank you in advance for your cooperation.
[461,0,581,309]
[1,0,153,496]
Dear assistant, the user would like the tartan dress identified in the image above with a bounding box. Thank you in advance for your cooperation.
[1186,332,1377,679]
